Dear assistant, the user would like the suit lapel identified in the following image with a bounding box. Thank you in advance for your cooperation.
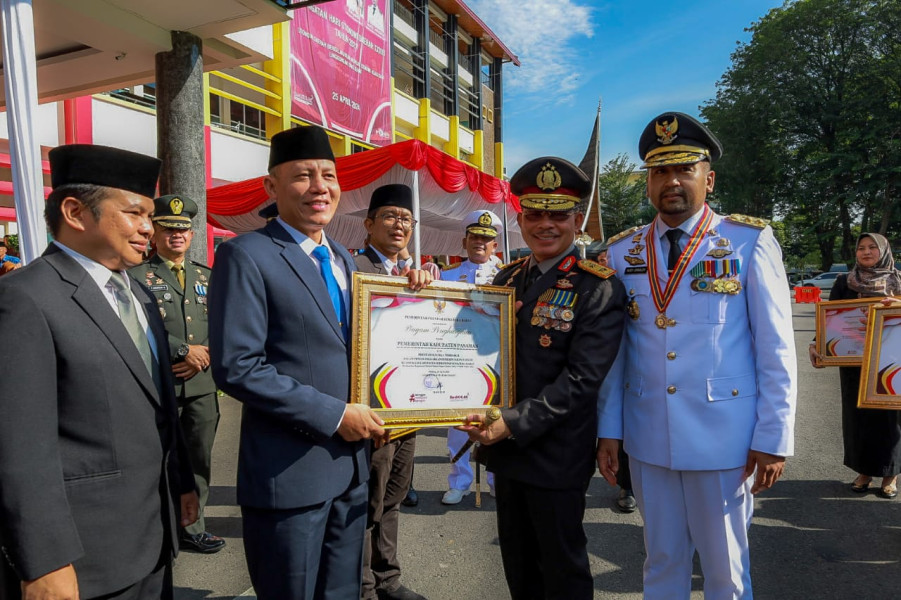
[363,246,388,274]
[44,247,161,403]
[267,221,345,341]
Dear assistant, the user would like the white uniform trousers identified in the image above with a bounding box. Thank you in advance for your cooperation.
[447,428,494,490]
[630,458,754,600]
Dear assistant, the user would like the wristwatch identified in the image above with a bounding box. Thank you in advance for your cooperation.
[176,343,190,359]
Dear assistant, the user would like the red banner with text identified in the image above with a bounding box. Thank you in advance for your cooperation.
[289,1,393,146]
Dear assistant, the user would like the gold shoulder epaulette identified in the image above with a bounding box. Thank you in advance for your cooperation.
[577,259,615,279]
[441,263,458,271]
[500,256,529,270]
[726,214,769,229]
[606,225,643,246]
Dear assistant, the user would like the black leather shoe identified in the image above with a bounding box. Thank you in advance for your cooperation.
[377,584,426,600]
[616,488,637,513]
[401,486,419,507]
[181,531,226,554]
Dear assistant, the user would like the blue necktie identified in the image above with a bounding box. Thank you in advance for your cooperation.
[311,245,348,339]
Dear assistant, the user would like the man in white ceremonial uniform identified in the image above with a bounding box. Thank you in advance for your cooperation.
[596,111,797,599]
[440,210,503,505]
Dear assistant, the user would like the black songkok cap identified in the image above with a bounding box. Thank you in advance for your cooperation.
[510,157,591,212]
[257,202,279,220]
[152,194,197,230]
[268,125,335,171]
[49,144,160,199]
[368,184,414,213]
[638,112,723,169]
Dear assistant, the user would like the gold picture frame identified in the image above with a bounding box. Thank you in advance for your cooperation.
[858,304,901,409]
[815,298,881,366]
[350,272,515,429]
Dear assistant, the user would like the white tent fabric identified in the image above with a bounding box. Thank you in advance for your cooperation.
[1,0,48,262]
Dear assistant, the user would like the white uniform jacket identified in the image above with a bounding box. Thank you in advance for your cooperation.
[440,255,502,285]
[598,209,797,471]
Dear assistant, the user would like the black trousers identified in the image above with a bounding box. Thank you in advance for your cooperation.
[494,475,593,600]
[362,434,416,598]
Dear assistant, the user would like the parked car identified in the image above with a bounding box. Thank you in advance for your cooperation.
[799,271,841,290]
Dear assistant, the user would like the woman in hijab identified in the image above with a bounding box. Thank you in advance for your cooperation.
[810,233,901,498]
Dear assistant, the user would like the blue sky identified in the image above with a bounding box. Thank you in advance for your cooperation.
[467,0,787,175]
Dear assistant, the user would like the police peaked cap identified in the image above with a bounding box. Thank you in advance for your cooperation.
[49,144,160,199]
[268,125,335,171]
[368,183,414,213]
[153,194,197,230]
[510,157,591,212]
[639,112,723,168]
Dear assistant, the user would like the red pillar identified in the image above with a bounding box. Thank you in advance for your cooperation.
[63,97,93,144]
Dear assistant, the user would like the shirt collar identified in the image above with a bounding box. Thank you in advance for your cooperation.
[659,206,706,239]
[276,216,335,257]
[533,244,575,274]
[53,240,129,291]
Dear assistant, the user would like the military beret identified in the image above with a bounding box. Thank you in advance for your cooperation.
[639,112,722,169]
[152,194,197,229]
[49,144,160,199]
[368,183,413,213]
[510,157,591,212]
[462,209,501,238]
[268,125,335,171]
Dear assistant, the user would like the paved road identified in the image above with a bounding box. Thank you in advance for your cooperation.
[174,303,901,599]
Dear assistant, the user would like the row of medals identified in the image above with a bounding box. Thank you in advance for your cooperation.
[623,230,743,330]
[531,287,576,332]
[145,267,209,320]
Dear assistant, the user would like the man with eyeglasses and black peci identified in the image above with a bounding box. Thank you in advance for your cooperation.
[354,183,427,600]
[459,157,626,600]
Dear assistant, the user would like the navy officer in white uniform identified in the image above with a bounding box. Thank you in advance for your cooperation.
[440,209,503,505]
[596,111,797,599]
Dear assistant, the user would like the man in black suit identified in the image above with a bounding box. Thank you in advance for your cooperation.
[209,127,430,599]
[354,184,426,600]
[461,157,626,600]
[0,144,198,600]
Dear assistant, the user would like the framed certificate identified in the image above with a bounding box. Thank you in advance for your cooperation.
[350,273,515,429]
[815,299,881,366]
[858,304,901,409]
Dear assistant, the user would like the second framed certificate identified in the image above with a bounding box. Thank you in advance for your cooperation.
[858,304,901,409]
[350,273,515,429]
[815,298,881,366]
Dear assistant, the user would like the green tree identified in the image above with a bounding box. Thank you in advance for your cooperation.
[597,153,649,239]
[702,0,901,270]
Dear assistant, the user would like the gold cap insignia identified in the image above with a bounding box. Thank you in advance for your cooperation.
[169,197,184,215]
[655,116,679,145]
[536,163,562,191]
[478,212,492,226]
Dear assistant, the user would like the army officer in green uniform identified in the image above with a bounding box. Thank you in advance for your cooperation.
[130,194,225,554]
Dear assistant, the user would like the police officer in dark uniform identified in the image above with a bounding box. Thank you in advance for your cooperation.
[130,194,224,554]
[461,157,627,600]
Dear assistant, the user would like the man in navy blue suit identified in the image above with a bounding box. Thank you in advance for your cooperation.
[209,126,429,600]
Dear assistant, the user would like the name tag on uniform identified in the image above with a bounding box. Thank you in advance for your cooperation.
[150,284,169,292]
[624,267,648,274]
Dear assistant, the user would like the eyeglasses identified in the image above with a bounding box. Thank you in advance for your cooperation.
[377,212,417,230]
[522,210,576,223]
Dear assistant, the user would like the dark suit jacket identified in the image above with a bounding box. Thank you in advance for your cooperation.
[0,245,193,597]
[130,254,216,399]
[209,220,368,509]
[354,246,388,275]
[483,249,626,489]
